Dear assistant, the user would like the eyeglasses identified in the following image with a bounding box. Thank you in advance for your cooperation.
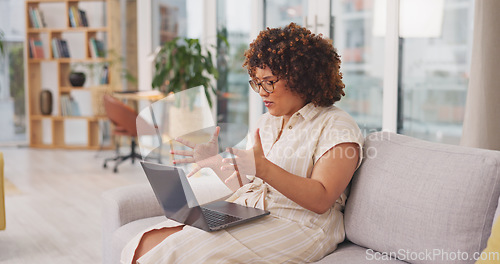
[249,79,279,93]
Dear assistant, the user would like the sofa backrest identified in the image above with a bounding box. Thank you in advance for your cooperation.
[344,132,500,264]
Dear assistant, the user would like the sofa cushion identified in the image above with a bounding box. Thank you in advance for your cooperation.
[345,132,500,264]
[318,241,406,263]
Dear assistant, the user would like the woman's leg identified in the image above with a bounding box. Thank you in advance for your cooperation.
[131,225,184,263]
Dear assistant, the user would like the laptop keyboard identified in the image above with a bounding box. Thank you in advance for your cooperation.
[201,207,243,228]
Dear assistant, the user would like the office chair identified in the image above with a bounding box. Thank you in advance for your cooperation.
[103,94,143,173]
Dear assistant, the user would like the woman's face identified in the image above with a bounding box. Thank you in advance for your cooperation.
[253,66,306,120]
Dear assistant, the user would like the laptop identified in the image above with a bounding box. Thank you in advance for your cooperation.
[140,161,270,232]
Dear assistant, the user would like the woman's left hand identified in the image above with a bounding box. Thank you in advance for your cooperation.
[171,126,221,177]
[221,129,268,183]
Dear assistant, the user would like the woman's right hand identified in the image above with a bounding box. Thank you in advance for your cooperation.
[170,126,221,177]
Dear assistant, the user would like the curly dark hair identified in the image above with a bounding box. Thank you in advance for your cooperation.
[243,22,345,106]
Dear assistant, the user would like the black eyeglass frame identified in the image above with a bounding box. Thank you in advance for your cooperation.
[248,79,279,93]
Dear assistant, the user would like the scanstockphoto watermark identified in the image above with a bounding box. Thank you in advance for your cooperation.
[365,248,500,262]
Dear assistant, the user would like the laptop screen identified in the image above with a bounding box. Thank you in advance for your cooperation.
[140,161,210,230]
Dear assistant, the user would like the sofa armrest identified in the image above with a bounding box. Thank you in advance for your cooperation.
[102,183,163,264]
[495,196,500,225]
[102,183,163,232]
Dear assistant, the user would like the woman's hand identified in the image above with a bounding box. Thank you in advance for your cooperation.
[171,126,221,177]
[221,129,268,183]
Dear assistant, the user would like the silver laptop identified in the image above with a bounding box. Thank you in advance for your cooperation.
[140,161,270,232]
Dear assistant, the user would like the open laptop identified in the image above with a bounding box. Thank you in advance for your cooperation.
[140,161,270,232]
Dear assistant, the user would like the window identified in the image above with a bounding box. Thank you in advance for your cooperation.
[398,0,474,144]
[265,0,307,28]
[216,0,252,125]
[332,0,385,134]
[137,0,475,145]
[0,0,26,144]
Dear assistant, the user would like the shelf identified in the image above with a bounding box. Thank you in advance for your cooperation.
[58,58,109,63]
[26,0,119,150]
[28,58,109,63]
[68,0,109,2]
[31,115,103,120]
[60,85,108,93]
[53,116,103,120]
[27,27,108,33]
[28,59,47,63]
[30,115,56,120]
[27,0,108,3]
[30,144,112,150]
[29,144,58,149]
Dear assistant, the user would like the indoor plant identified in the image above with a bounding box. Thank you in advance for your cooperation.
[0,30,4,54]
[152,37,219,108]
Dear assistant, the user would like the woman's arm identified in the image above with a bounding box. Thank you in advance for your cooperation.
[223,129,360,214]
[258,142,359,214]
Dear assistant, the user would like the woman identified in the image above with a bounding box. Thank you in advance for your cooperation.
[122,22,363,264]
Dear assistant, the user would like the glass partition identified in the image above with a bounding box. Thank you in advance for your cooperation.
[332,0,385,134]
[398,0,474,144]
[216,0,252,127]
[265,0,307,28]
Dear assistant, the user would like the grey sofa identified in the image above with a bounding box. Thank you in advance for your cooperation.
[102,132,500,263]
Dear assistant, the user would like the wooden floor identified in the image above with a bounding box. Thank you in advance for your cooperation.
[0,147,149,264]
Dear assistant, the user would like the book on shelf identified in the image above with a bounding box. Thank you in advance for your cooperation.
[69,6,78,27]
[51,38,70,58]
[60,95,69,116]
[71,98,81,116]
[69,6,88,27]
[89,38,106,58]
[28,7,39,28]
[51,38,60,58]
[29,38,45,59]
[59,40,71,58]
[100,65,109,84]
[28,6,46,29]
[79,9,89,27]
[60,95,80,116]
[69,6,80,27]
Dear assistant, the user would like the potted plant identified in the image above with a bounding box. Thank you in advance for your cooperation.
[0,30,4,55]
[151,37,221,138]
[152,37,219,108]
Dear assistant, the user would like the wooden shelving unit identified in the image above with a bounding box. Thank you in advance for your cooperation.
[25,0,116,149]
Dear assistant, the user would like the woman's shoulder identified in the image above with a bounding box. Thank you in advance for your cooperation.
[315,105,358,127]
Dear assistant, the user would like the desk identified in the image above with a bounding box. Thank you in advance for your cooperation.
[112,90,165,102]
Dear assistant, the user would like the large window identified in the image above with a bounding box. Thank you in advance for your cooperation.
[0,0,26,144]
[262,0,384,135]
[216,0,252,125]
[398,0,474,144]
[137,0,475,145]
[265,0,307,28]
[332,0,385,134]
[138,0,204,96]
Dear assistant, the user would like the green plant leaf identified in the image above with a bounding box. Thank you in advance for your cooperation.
[152,37,223,107]
[0,30,4,54]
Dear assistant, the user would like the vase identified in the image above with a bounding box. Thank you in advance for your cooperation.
[69,72,86,87]
[40,89,53,115]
